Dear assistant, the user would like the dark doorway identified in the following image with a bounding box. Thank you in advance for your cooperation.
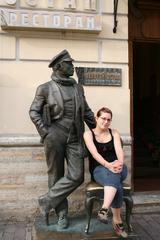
[133,42,160,191]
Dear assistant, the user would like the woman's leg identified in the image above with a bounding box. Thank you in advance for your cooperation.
[111,207,122,223]
[111,164,128,209]
[102,186,117,209]
[111,165,128,238]
[97,186,117,224]
[93,166,119,223]
[93,165,121,209]
[111,207,128,238]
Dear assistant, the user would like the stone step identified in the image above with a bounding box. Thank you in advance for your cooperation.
[132,191,160,213]
[33,214,137,240]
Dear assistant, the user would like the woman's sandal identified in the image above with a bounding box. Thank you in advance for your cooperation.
[112,221,128,238]
[97,208,109,224]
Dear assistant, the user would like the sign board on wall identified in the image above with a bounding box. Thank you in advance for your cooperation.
[0,0,102,32]
[76,67,122,86]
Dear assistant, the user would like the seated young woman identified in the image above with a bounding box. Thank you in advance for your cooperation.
[83,107,128,238]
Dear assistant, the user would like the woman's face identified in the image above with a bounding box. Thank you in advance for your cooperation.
[96,112,112,130]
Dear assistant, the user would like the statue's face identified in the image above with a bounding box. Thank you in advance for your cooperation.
[59,61,74,77]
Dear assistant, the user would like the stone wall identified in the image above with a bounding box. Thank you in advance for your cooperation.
[0,135,131,221]
[0,0,131,221]
[0,0,129,135]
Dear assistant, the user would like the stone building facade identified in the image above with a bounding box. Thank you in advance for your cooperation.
[0,0,131,220]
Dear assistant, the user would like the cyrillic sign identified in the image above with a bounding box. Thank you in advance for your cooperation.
[0,0,101,32]
[1,8,101,31]
[76,67,122,86]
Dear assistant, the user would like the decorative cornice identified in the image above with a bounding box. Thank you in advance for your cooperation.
[121,134,133,145]
[0,134,132,147]
[0,134,42,147]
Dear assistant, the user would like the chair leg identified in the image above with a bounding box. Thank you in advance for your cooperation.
[123,195,134,232]
[85,196,95,234]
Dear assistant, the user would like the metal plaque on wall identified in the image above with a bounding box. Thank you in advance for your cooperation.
[75,67,122,86]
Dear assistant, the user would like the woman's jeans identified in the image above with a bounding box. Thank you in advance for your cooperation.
[93,164,128,208]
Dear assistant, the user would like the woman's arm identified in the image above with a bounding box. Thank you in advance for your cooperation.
[112,129,124,167]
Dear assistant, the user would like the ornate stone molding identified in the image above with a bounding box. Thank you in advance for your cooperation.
[0,134,132,146]
[121,134,133,145]
[0,134,42,147]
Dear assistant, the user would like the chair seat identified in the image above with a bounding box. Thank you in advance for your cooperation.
[85,181,133,234]
[86,181,131,191]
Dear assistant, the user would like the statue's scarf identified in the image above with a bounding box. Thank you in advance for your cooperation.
[51,72,76,86]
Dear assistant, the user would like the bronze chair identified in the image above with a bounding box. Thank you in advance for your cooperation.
[85,180,133,234]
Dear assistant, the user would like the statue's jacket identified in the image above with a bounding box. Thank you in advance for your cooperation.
[29,77,95,143]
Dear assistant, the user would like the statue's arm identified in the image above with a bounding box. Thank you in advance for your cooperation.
[29,85,49,140]
[84,99,96,129]
[79,84,96,129]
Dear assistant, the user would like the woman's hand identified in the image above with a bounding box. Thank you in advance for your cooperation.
[107,160,123,173]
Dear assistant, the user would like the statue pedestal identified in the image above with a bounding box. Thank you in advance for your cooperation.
[33,213,137,240]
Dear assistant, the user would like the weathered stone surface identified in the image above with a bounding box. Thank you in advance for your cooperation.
[0,135,132,221]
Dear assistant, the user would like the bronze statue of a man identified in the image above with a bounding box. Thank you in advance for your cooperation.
[29,49,95,229]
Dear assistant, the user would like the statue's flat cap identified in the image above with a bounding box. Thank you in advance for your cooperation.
[48,49,74,68]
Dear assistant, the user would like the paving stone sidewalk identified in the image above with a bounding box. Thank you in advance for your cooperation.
[0,221,32,240]
[0,213,160,240]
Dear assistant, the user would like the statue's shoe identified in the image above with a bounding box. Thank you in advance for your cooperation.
[57,213,69,229]
[38,195,52,226]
